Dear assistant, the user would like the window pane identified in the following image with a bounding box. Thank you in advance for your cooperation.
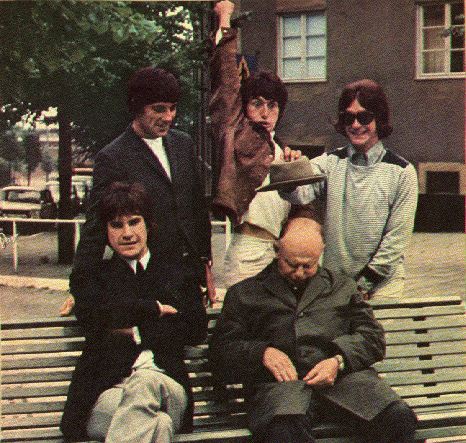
[283,59,303,79]
[307,36,326,57]
[451,50,464,72]
[423,28,445,49]
[283,16,301,37]
[283,37,302,57]
[451,3,464,24]
[306,57,326,78]
[306,14,326,35]
[451,28,465,48]
[423,5,444,26]
[423,51,445,73]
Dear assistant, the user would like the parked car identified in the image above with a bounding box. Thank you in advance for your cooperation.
[0,186,57,219]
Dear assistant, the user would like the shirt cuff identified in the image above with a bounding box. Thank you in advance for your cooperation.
[132,326,142,345]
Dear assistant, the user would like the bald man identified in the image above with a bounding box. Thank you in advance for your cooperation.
[210,218,417,443]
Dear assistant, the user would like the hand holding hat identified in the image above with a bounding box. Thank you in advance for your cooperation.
[256,157,325,192]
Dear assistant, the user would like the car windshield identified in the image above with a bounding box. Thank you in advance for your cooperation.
[6,190,41,203]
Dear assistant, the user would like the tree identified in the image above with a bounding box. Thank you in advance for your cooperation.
[22,131,42,185]
[0,130,24,184]
[41,151,55,182]
[0,1,210,263]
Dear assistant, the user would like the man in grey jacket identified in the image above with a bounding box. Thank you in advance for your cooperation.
[210,217,417,443]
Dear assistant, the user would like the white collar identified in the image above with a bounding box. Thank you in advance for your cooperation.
[125,249,151,274]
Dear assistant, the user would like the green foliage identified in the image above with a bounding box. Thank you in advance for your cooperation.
[0,1,210,156]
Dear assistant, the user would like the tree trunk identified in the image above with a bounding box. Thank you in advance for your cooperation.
[57,108,75,264]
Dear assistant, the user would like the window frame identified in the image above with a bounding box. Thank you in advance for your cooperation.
[415,2,465,80]
[277,11,327,83]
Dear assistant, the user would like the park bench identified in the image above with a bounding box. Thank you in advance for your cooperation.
[2,295,466,442]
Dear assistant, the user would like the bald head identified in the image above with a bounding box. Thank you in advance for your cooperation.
[276,217,324,285]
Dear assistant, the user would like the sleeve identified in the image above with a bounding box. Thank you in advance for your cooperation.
[209,286,270,382]
[73,266,161,330]
[209,28,243,134]
[279,154,328,205]
[332,288,386,372]
[357,164,419,292]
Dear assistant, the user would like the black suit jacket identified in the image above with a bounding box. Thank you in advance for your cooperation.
[61,254,208,441]
[70,126,211,299]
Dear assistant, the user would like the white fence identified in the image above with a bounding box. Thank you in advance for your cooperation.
[0,217,231,273]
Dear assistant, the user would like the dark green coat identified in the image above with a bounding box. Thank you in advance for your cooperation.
[210,262,400,433]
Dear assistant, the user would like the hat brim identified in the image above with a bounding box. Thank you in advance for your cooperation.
[256,174,326,192]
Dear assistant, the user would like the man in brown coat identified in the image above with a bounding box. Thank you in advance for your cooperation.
[210,217,417,443]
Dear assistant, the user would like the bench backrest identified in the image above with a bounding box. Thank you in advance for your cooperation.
[2,296,466,442]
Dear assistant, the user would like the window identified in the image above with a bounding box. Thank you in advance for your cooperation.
[278,12,327,82]
[416,2,465,79]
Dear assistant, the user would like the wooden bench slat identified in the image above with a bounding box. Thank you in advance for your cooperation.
[407,393,466,408]
[380,315,466,331]
[1,400,66,415]
[2,326,83,340]
[2,383,69,399]
[381,367,466,386]
[2,340,85,354]
[2,368,75,384]
[376,355,465,372]
[2,354,81,370]
[374,304,466,319]
[385,328,466,345]
[384,340,465,358]
[394,380,466,397]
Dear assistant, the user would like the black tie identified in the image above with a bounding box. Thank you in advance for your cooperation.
[136,261,145,276]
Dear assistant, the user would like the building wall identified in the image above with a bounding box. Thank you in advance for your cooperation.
[240,0,464,167]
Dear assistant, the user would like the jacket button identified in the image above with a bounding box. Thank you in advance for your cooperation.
[297,312,304,318]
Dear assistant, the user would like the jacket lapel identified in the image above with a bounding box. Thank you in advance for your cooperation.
[126,126,172,184]
[296,269,329,314]
[260,262,297,309]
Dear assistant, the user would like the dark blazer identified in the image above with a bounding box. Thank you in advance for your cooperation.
[61,254,208,441]
[70,126,211,299]
[210,262,400,433]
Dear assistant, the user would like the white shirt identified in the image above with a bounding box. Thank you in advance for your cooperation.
[143,137,172,180]
[241,134,291,238]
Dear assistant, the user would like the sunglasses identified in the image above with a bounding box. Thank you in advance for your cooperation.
[340,110,375,126]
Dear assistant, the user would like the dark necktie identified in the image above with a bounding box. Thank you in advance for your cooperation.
[136,261,145,276]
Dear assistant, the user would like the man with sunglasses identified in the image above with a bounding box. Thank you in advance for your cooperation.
[282,79,418,299]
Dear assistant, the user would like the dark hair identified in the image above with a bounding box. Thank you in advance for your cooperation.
[334,79,392,139]
[97,182,155,235]
[127,67,180,116]
[240,71,288,119]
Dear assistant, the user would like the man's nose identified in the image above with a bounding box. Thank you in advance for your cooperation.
[260,105,270,118]
[121,224,133,237]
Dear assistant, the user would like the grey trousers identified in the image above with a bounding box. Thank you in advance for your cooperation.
[86,367,188,443]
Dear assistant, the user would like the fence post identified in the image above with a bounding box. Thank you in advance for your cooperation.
[12,221,18,273]
[74,221,81,251]
[225,217,232,248]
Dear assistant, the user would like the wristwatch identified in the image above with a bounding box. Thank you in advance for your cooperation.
[334,354,345,371]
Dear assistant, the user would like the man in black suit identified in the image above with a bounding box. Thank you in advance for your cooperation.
[68,66,214,312]
[61,182,207,442]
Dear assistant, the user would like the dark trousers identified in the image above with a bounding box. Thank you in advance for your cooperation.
[255,400,417,443]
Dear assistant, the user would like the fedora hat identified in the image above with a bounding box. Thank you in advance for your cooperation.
[256,158,325,192]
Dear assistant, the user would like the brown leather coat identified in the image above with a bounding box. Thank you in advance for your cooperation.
[209,28,274,224]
